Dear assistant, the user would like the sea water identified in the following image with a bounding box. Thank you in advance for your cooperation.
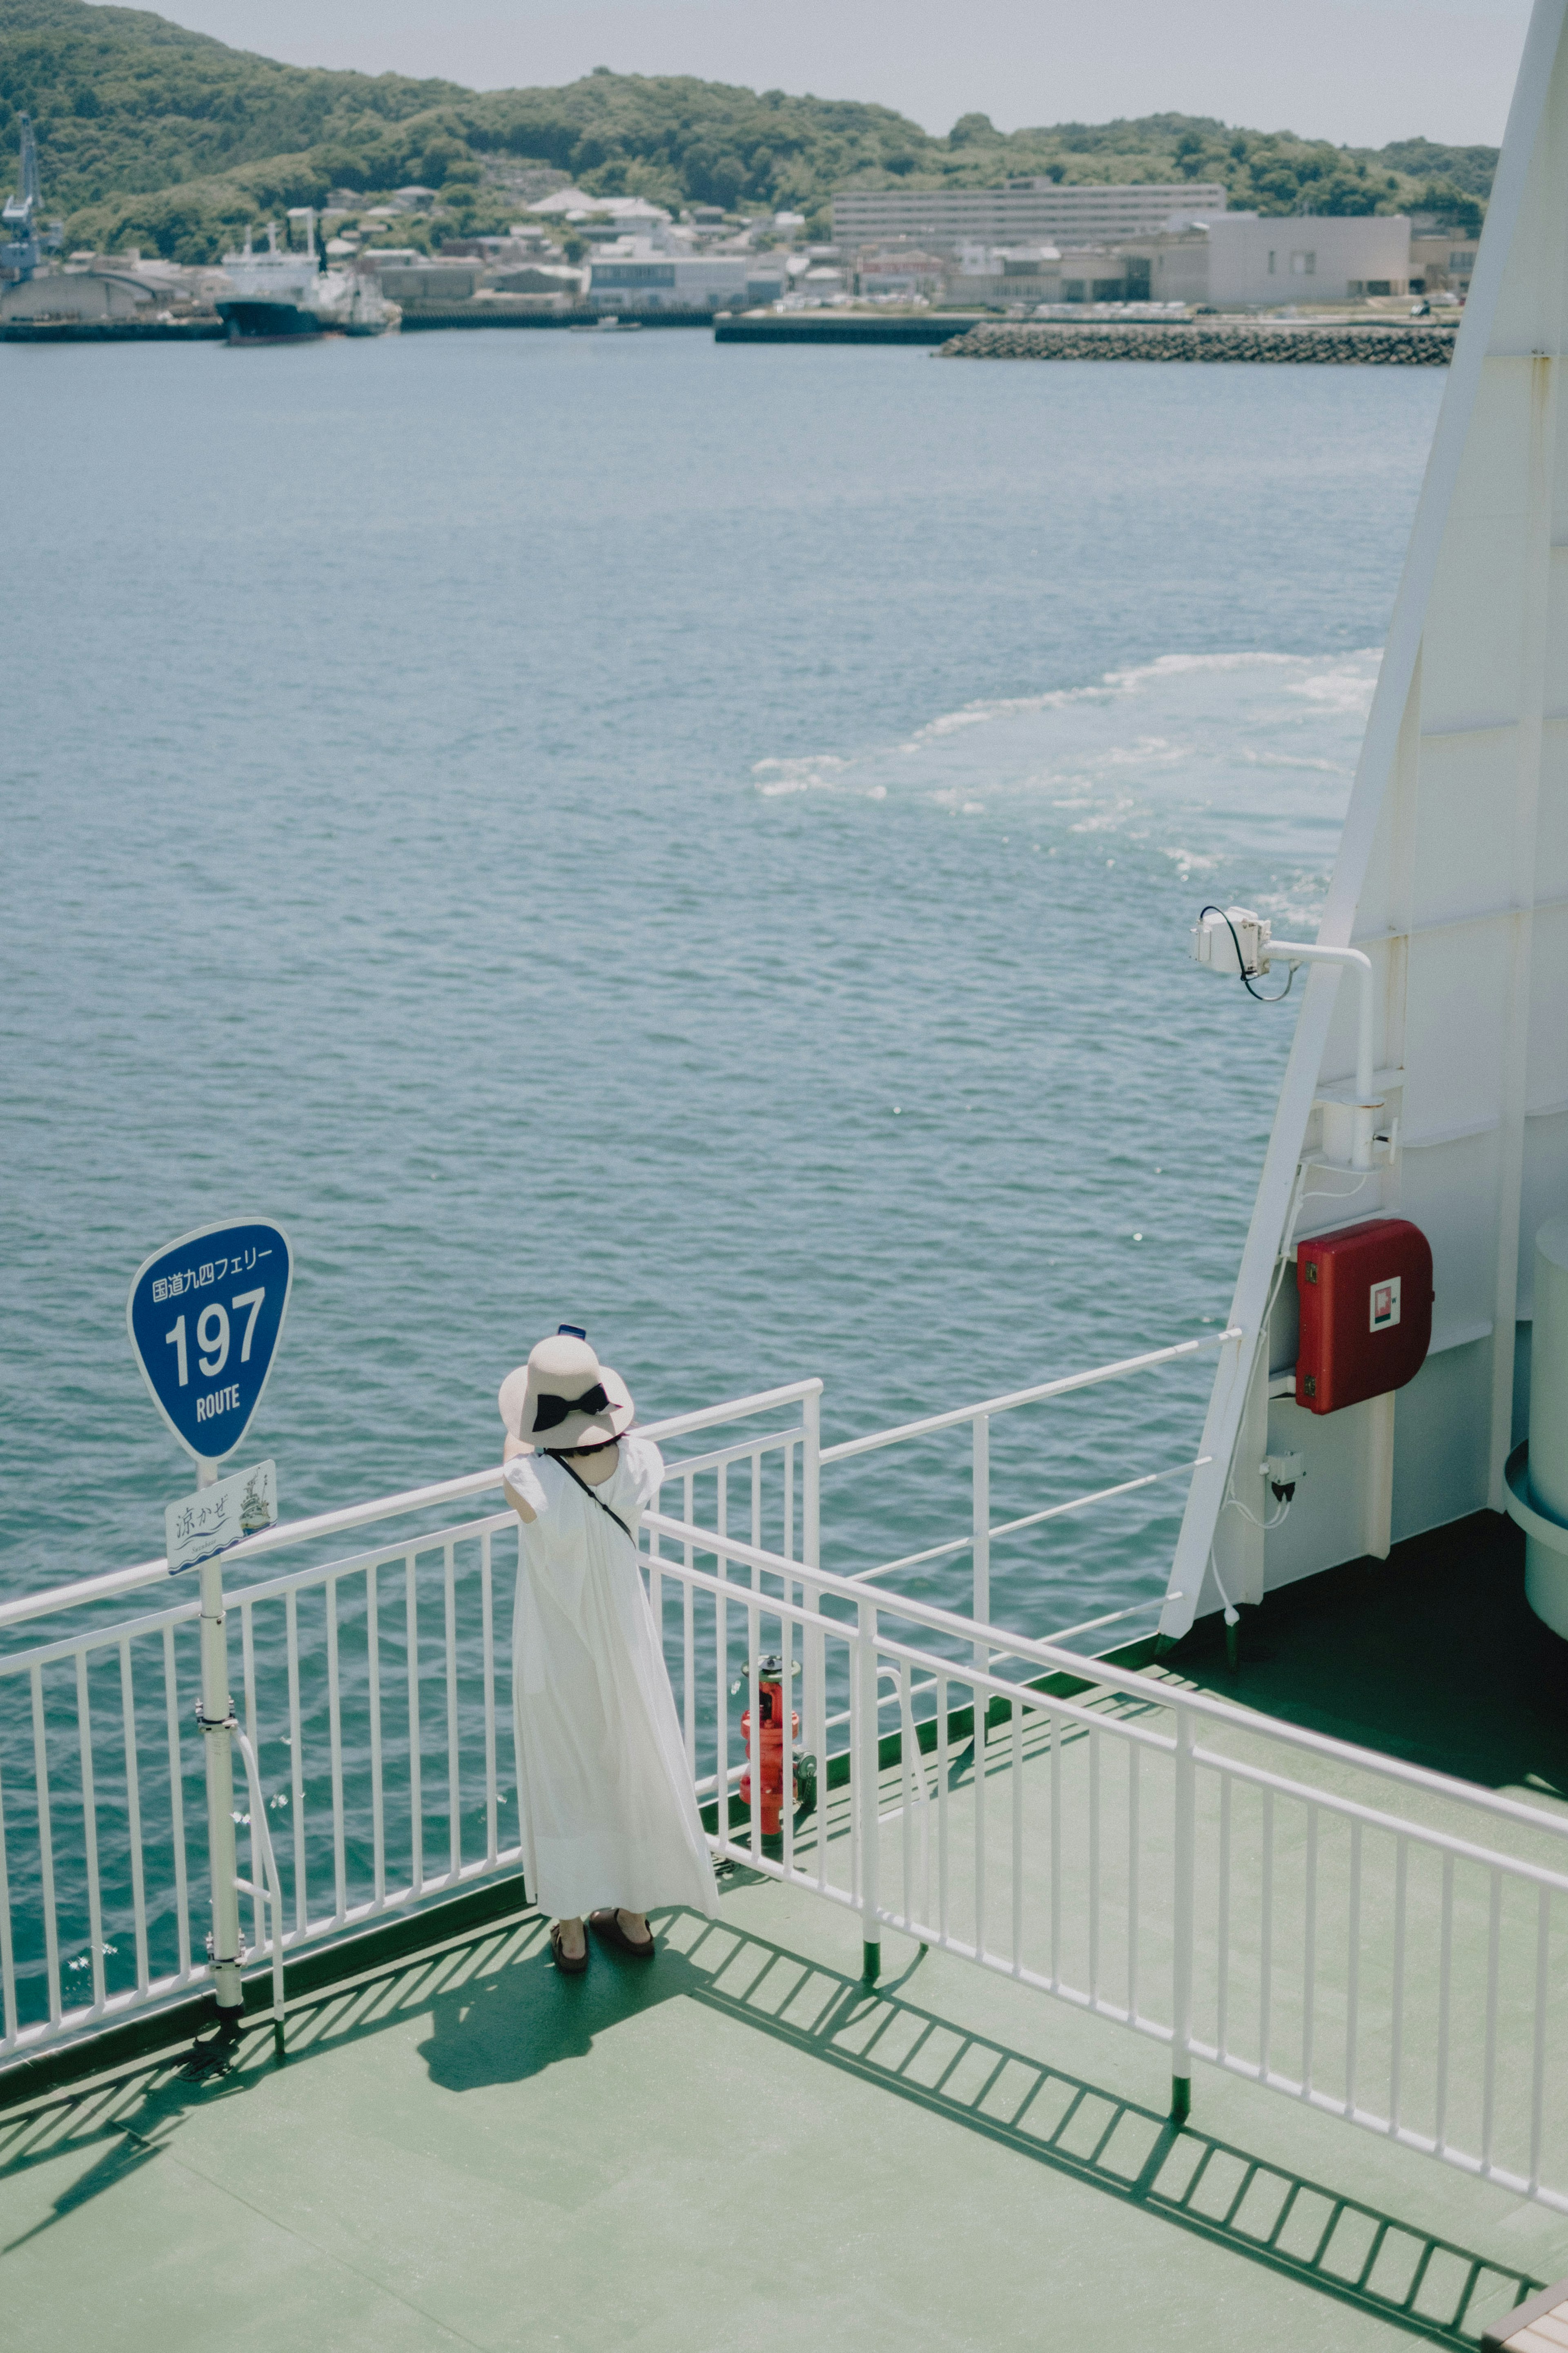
[2,331,1440,1602]
[0,332,1443,1999]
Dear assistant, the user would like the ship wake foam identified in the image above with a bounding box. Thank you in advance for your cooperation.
[750,647,1379,913]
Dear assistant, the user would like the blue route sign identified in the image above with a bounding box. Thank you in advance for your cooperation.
[127,1219,293,1464]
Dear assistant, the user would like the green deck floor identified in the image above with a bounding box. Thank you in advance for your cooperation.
[4,1514,1566,2351]
[1170,1512,1568,1802]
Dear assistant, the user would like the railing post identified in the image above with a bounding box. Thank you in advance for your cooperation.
[1171,1705,1196,2123]
[802,1384,824,1835]
[802,1385,821,1574]
[196,1465,245,2054]
[858,1595,881,1984]
[972,1412,990,1673]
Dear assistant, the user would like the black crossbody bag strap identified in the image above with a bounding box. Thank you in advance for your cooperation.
[554,1452,635,1546]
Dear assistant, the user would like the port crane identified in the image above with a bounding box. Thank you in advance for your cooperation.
[2,114,62,282]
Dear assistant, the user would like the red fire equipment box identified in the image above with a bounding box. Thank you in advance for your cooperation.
[1295,1217,1434,1415]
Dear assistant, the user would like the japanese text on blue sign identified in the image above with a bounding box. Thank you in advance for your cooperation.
[127,1219,293,1463]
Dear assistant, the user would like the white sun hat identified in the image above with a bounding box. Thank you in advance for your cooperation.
[498,1332,635,1451]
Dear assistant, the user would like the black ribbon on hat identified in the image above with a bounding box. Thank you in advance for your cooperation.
[532,1383,611,1431]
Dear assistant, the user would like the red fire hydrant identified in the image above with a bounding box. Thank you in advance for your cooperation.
[740,1654,800,1835]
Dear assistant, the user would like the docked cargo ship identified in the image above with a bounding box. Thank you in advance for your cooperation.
[215,216,399,343]
[4,8,1568,2351]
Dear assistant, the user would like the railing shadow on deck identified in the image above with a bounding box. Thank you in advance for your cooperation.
[0,1900,1544,2345]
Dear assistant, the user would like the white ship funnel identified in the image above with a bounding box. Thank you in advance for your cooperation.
[1163,0,1568,1637]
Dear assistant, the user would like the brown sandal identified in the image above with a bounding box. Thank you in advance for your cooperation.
[589,1907,655,1959]
[549,1921,588,1975]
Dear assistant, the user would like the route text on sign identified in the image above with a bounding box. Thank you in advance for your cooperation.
[127,1219,293,1463]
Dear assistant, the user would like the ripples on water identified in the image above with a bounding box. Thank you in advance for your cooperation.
[0,335,1441,2001]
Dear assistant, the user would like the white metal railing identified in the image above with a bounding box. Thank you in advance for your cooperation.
[641,1510,1568,2210]
[826,1328,1242,1657]
[3,1347,1566,2212]
[0,1336,1244,2070]
[0,1379,825,1637]
[0,1318,1232,2070]
[0,1382,820,2059]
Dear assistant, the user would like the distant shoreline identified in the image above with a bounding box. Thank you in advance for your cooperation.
[0,309,1459,361]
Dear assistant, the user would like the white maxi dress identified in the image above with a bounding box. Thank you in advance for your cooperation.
[504,1436,717,1922]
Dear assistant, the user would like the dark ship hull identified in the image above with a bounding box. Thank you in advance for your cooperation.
[216,297,325,344]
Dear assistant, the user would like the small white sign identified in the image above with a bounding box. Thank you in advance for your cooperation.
[1370,1276,1402,1333]
[165,1460,277,1574]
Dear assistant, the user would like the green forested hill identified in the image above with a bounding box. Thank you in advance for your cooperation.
[0,0,1496,261]
[0,0,461,198]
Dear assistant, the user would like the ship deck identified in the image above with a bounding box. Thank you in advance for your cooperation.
[4,1512,1568,2352]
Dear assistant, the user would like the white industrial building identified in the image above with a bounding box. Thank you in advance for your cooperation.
[833,179,1227,254]
[1120,212,1413,306]
[586,243,788,311]
[1,266,151,322]
[0,254,227,323]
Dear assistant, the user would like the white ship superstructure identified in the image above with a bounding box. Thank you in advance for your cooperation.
[1166,0,1568,1640]
[216,215,399,341]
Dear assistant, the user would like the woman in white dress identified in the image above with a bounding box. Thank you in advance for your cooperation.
[500,1331,718,1972]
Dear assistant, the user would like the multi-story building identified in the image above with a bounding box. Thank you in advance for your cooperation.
[833,180,1227,255]
[1116,212,1413,306]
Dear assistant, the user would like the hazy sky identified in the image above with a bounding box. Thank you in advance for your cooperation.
[156,0,1530,149]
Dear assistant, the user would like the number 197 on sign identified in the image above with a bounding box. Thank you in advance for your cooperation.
[128,1220,293,1464]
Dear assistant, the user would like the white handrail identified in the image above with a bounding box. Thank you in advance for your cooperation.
[0,1379,823,1634]
[1268,939,1377,1168]
[13,1463,1555,1861]
[650,1504,1568,2203]
[846,1455,1212,1583]
[5,1456,1566,2216]
[661,1425,809,1481]
[819,1330,1243,1462]
[641,1508,1568,1849]
[2,1329,1218,1636]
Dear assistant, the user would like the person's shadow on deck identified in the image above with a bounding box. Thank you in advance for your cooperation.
[417,1919,669,2088]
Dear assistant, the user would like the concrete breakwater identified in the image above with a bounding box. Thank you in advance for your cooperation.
[939,320,1457,364]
